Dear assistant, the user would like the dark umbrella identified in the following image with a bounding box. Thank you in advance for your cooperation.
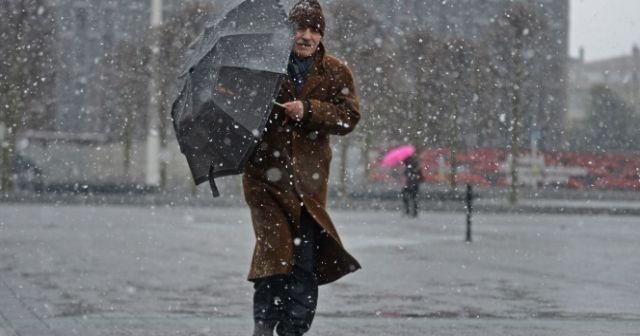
[171,0,293,197]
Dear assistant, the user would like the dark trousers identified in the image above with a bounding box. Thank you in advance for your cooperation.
[402,185,418,217]
[253,207,320,336]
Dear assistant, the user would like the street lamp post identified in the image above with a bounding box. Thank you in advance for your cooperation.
[145,0,163,187]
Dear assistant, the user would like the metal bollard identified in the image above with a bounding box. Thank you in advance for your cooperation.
[465,184,473,243]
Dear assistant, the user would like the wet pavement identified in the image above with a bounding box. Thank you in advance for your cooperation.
[1,204,639,335]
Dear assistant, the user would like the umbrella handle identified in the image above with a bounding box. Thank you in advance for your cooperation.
[208,166,220,198]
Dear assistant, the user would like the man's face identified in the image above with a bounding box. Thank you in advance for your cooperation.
[292,27,322,58]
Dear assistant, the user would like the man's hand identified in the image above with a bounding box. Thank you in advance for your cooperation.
[282,101,304,122]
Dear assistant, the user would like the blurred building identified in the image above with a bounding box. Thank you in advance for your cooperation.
[10,0,209,188]
[45,0,204,136]
[568,45,640,123]
[41,0,568,146]
[46,0,144,135]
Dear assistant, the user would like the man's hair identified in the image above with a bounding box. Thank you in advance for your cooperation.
[289,0,325,36]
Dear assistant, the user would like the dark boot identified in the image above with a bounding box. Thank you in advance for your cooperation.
[274,330,301,336]
[253,276,286,336]
[275,322,304,336]
[253,320,276,336]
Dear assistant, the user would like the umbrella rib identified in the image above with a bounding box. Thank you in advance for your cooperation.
[205,104,259,180]
[217,31,285,39]
[182,20,294,75]
[189,31,282,50]
[219,64,286,75]
[208,98,260,144]
[180,62,286,79]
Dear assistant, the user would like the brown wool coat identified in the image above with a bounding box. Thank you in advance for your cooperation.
[242,44,361,285]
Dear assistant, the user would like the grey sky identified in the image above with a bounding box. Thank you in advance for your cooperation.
[570,0,640,61]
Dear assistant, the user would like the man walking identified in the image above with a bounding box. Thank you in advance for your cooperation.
[241,1,362,335]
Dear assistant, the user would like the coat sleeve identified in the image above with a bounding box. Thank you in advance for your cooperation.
[300,63,360,136]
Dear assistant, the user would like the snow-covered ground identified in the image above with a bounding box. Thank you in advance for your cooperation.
[1,204,639,335]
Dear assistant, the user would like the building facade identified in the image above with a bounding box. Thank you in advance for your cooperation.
[46,0,205,135]
[42,0,569,147]
[47,0,145,134]
[568,45,640,122]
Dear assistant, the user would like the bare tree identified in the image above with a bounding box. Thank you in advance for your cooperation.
[436,39,489,188]
[101,42,150,175]
[400,31,494,189]
[326,0,388,196]
[101,3,216,182]
[487,3,547,204]
[0,0,55,192]
[398,29,443,149]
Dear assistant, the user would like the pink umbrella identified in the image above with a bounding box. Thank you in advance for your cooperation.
[381,145,416,168]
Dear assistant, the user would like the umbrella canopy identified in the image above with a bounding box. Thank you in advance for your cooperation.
[381,145,416,168]
[171,0,294,197]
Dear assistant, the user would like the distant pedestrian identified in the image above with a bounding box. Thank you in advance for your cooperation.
[402,154,421,217]
[242,1,362,335]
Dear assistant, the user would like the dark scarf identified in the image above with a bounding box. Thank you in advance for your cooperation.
[288,53,315,94]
